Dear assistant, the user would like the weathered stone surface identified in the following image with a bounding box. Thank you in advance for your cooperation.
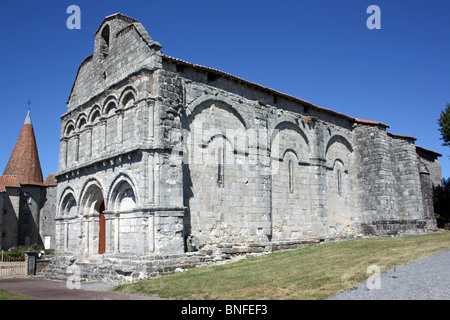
[47,13,442,282]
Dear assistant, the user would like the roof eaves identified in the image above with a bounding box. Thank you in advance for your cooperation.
[355,119,390,128]
[0,175,20,188]
[67,54,94,104]
[416,146,442,158]
[387,131,416,141]
[162,55,376,125]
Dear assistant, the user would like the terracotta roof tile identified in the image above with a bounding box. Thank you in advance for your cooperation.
[416,146,442,158]
[0,175,20,188]
[0,175,20,193]
[3,111,43,186]
[162,55,392,128]
[43,173,57,187]
[356,119,389,128]
[387,132,417,141]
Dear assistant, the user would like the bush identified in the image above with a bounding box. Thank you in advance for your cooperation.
[2,244,53,260]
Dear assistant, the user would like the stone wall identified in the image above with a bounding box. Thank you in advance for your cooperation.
[48,14,441,283]
[0,193,3,249]
[1,188,20,250]
[40,185,57,249]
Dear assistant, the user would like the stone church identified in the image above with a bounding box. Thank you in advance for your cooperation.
[48,13,441,281]
[0,111,57,250]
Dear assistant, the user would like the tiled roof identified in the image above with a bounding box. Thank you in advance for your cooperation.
[3,111,43,186]
[162,54,390,128]
[43,173,57,187]
[0,175,20,193]
[416,146,442,158]
[356,119,389,128]
[387,132,417,141]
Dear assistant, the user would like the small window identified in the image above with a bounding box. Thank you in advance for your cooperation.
[100,25,110,58]
[217,147,224,187]
[65,124,75,136]
[105,102,116,116]
[122,92,135,108]
[337,169,342,195]
[91,110,101,123]
[77,117,87,129]
[288,160,294,193]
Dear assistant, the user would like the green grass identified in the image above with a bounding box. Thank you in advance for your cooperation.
[0,289,36,300]
[114,231,450,300]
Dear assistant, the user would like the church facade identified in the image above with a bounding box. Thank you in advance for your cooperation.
[51,14,441,281]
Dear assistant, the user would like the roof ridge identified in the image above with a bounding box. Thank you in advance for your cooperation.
[162,54,391,127]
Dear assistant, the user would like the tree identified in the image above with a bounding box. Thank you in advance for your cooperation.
[437,103,450,146]
[436,103,450,228]
[433,178,450,228]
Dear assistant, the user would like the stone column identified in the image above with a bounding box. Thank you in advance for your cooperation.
[148,99,155,139]
[64,221,69,250]
[26,249,37,276]
[308,118,327,239]
[147,214,155,253]
[100,118,107,153]
[74,134,80,163]
[60,138,68,169]
[148,153,155,204]
[85,125,93,158]
[105,212,113,253]
[116,109,124,148]
[114,213,120,253]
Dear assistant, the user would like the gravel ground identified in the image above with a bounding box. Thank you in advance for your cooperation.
[330,249,450,300]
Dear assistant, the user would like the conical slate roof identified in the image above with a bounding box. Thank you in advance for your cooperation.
[3,110,43,185]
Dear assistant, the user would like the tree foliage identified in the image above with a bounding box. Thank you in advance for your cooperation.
[437,103,450,147]
[433,178,450,228]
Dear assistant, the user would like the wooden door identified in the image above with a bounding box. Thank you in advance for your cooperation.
[98,201,106,254]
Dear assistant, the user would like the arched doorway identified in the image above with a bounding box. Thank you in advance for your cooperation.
[81,182,105,255]
[98,200,106,254]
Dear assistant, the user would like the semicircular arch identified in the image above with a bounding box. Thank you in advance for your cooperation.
[107,172,138,212]
[185,98,249,130]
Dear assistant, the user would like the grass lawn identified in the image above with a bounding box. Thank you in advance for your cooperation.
[0,289,35,300]
[114,231,450,300]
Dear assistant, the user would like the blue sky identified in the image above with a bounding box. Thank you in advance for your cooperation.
[0,0,449,180]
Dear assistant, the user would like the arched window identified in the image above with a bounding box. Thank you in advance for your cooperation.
[65,123,75,137]
[90,109,101,124]
[217,147,224,187]
[333,160,345,196]
[77,116,87,130]
[288,160,294,193]
[104,101,117,116]
[122,92,135,109]
[100,25,110,58]
[337,168,342,195]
